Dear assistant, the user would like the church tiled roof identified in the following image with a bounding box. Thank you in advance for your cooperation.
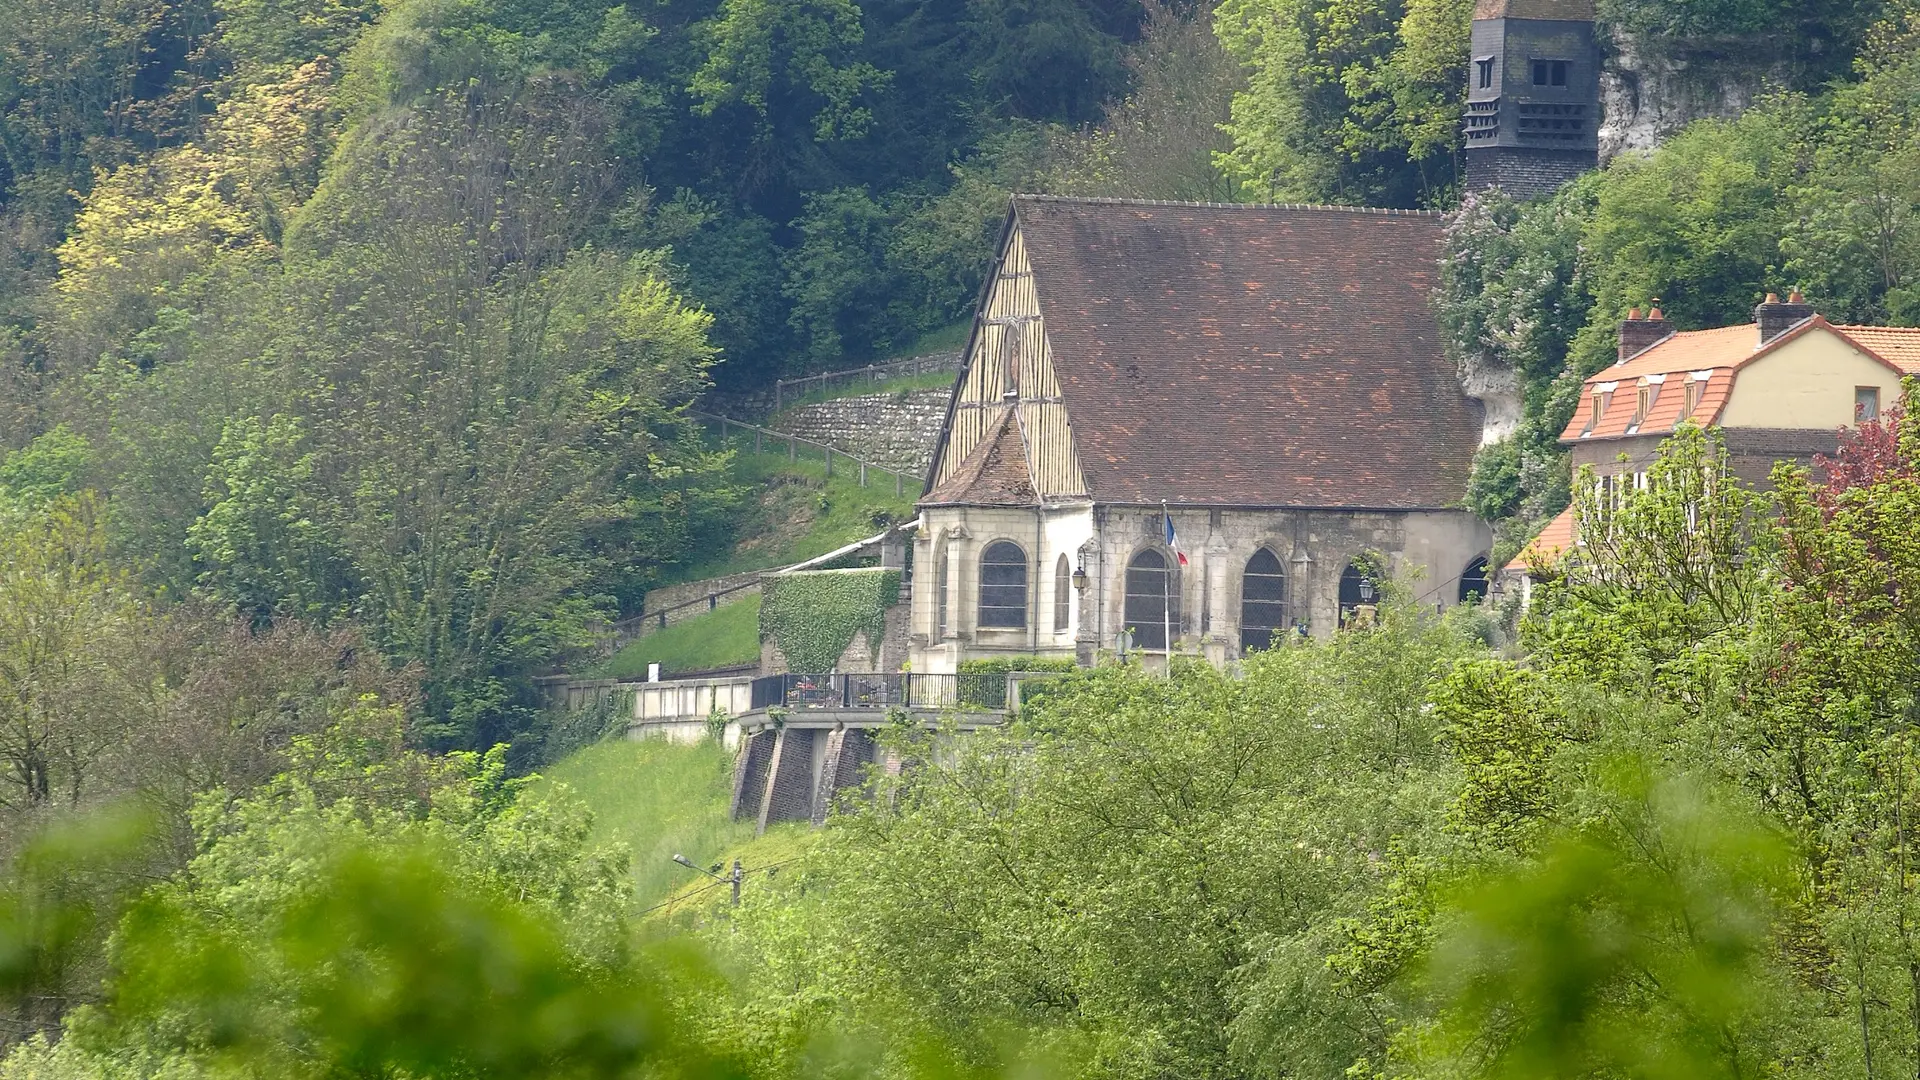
[1010,196,1484,509]
[921,407,1036,507]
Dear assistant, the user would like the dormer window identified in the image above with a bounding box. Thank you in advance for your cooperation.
[1681,378,1700,420]
[1476,57,1494,89]
[1625,385,1650,433]
[1587,391,1604,432]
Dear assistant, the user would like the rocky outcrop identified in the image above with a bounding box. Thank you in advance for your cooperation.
[768,389,949,475]
[1460,350,1524,446]
[1599,33,1801,162]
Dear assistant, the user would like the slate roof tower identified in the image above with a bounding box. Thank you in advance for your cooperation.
[1463,0,1600,198]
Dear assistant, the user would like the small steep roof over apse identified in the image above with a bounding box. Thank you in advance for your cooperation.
[1000,196,1486,509]
[922,408,1038,507]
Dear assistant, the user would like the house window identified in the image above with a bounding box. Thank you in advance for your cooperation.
[1459,556,1490,603]
[978,541,1027,628]
[1124,550,1175,650]
[1858,386,1882,423]
[1053,553,1071,633]
[1475,57,1494,89]
[1627,385,1652,433]
[1239,549,1288,653]
[1533,59,1568,85]
[1338,558,1381,629]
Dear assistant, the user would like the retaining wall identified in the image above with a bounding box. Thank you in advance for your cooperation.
[769,389,949,475]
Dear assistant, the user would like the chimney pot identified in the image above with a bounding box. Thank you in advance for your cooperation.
[1754,289,1816,345]
[1619,306,1675,361]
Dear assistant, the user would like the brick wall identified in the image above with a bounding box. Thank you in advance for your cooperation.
[1465,147,1596,199]
[730,730,775,821]
[769,389,949,474]
[758,728,818,829]
[811,728,877,825]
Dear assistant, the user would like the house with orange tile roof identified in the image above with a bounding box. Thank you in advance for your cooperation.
[1504,292,1920,585]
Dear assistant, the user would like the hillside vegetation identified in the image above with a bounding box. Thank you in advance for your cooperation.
[7,0,1920,1077]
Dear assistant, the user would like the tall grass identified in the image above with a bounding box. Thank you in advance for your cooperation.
[598,596,761,678]
[538,739,756,905]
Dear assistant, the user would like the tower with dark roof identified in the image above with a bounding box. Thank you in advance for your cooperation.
[1463,0,1600,198]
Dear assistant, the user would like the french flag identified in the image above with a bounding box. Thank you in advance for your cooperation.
[1163,506,1189,566]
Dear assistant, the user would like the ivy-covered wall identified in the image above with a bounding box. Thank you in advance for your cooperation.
[759,568,903,673]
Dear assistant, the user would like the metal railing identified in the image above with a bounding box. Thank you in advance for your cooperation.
[691,411,921,498]
[611,577,762,646]
[772,352,961,411]
[745,671,1070,713]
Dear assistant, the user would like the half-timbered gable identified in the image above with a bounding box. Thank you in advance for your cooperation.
[934,222,1088,501]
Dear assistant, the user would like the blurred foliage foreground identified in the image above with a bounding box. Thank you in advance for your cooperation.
[21,405,1920,1079]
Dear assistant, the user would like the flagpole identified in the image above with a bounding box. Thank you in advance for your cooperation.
[1162,500,1173,677]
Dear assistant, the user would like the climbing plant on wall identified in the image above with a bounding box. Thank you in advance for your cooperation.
[759,569,902,672]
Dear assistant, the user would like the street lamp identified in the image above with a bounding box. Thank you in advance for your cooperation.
[1071,561,1089,591]
[672,853,744,905]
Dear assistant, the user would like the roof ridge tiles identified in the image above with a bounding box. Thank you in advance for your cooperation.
[1010,193,1444,217]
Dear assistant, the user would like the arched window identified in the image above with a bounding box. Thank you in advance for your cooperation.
[1459,556,1490,604]
[978,541,1027,629]
[934,534,950,638]
[1054,553,1071,633]
[1338,558,1380,629]
[1240,549,1288,652]
[1125,550,1176,650]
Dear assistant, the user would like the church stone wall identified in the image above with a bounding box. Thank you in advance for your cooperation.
[910,504,1095,675]
[912,502,1491,672]
[1085,507,1491,660]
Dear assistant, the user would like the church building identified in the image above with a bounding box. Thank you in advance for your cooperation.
[910,196,1494,673]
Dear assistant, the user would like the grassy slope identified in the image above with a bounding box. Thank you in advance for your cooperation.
[646,822,820,923]
[599,595,761,678]
[674,438,917,584]
[537,738,758,905]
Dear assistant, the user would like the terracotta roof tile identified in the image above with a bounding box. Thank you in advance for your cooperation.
[1562,316,1907,444]
[1011,196,1483,508]
[920,408,1036,507]
[1835,326,1920,373]
[1591,324,1756,381]
[1504,506,1576,575]
[1563,368,1734,441]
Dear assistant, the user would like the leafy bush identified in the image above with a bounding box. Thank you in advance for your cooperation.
[759,569,901,672]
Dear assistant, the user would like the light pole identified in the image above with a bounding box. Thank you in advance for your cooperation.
[671,853,746,906]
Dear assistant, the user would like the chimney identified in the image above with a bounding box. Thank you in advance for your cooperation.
[1619,303,1673,361]
[1754,289,1815,345]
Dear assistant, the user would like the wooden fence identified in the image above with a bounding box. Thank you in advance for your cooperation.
[772,352,960,411]
[690,411,922,498]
